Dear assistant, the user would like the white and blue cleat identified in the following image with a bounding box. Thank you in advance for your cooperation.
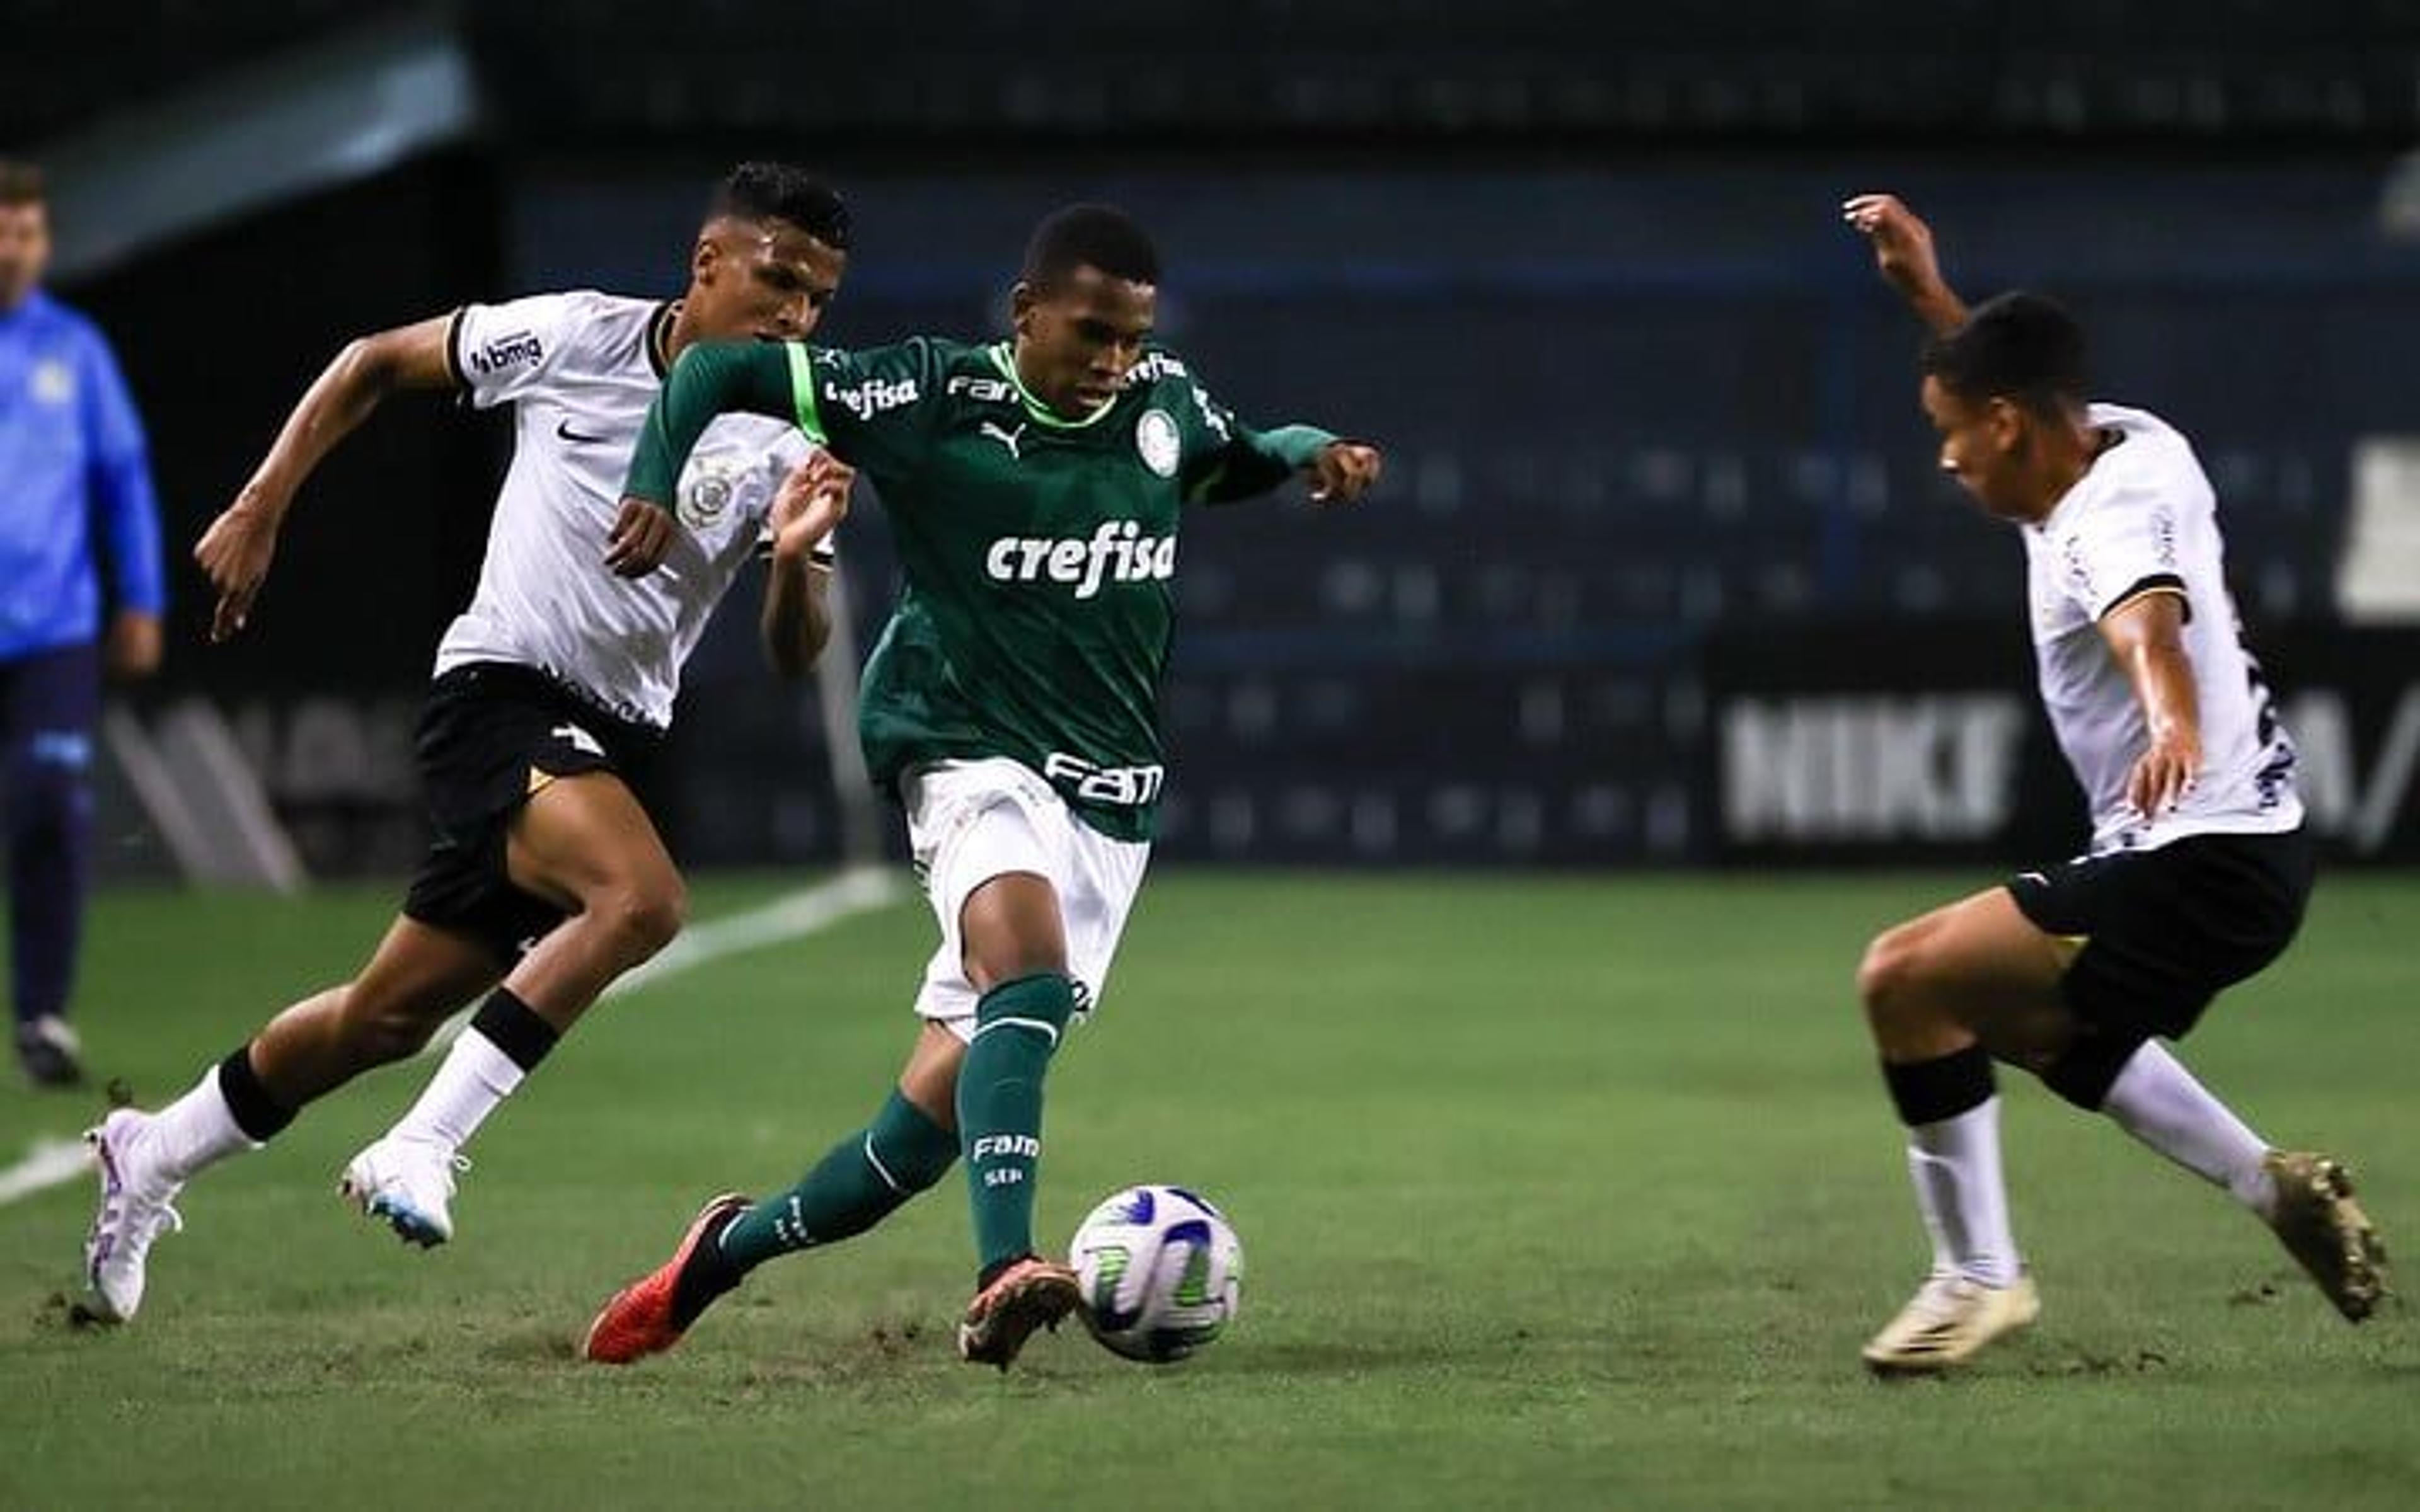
[82,1106,185,1324]
[340,1136,465,1248]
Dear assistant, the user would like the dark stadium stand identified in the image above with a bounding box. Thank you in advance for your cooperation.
[18,4,2418,867]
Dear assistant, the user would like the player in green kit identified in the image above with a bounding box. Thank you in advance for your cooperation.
[582,205,1383,1370]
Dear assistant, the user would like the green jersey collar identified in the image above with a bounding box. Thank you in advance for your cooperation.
[988,342,1117,430]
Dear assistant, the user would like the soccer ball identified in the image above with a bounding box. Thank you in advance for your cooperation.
[1068,1184,1244,1363]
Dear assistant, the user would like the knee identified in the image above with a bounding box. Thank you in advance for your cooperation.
[594,880,686,963]
[1857,924,1932,1034]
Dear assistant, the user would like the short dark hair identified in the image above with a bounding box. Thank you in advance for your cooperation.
[1920,290,2087,417]
[0,161,46,209]
[1023,203,1160,289]
[712,162,849,249]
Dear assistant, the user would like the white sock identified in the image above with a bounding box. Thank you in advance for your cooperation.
[1906,1096,2022,1288]
[147,1068,262,1186]
[386,1029,527,1154]
[2100,1041,2276,1215]
[1905,1144,1957,1278]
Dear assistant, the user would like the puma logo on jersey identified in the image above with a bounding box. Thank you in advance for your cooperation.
[983,519,1177,600]
[552,723,604,757]
[979,420,1027,459]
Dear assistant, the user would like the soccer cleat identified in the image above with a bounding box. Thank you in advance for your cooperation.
[82,1108,185,1324]
[2261,1151,2390,1322]
[957,1254,1081,1372]
[582,1192,750,1365]
[1862,1271,2041,1375]
[18,1015,86,1088]
[340,1136,466,1248]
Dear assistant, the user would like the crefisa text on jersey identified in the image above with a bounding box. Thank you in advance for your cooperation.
[984,518,1177,600]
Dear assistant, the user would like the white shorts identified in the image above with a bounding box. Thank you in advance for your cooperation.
[902,757,1152,1040]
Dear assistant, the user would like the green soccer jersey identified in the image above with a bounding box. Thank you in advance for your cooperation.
[626,336,1336,841]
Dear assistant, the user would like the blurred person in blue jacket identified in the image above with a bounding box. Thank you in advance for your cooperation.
[0,161,165,1087]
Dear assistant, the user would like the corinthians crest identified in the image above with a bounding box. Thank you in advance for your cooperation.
[679,461,735,529]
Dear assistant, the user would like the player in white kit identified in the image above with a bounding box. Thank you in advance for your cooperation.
[1840,193,2388,1373]
[77,164,858,1324]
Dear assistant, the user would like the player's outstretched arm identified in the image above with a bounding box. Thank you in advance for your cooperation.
[759,452,853,679]
[1842,193,1971,336]
[195,314,455,641]
[615,340,798,578]
[2100,590,2204,817]
[1187,411,1383,508]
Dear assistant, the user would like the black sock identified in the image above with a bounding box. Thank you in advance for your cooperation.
[216,1045,296,1142]
[469,987,558,1073]
[1880,1043,1995,1127]
[669,1208,747,1330]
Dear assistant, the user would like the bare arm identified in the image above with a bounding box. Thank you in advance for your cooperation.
[2099,590,2203,816]
[759,453,853,680]
[194,314,458,640]
[1842,194,1971,336]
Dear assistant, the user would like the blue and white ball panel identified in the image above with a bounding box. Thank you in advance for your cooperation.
[1068,1183,1244,1363]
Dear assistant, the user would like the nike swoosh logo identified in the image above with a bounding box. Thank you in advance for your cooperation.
[556,418,610,444]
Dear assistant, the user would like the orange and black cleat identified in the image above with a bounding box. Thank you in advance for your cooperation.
[957,1254,1081,1372]
[583,1192,750,1365]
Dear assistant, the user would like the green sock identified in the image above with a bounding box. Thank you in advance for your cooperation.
[957,972,1076,1281]
[717,1091,958,1274]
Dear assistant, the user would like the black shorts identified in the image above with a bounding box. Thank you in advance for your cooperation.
[2005,827,2315,1041]
[401,662,664,963]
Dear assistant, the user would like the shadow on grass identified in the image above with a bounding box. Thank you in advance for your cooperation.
[1191,1337,1515,1377]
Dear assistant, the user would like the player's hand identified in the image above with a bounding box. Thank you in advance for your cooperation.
[2126,727,2203,818]
[104,609,163,679]
[1307,441,1383,506]
[605,498,677,578]
[768,452,853,564]
[193,499,282,642]
[1841,193,1943,299]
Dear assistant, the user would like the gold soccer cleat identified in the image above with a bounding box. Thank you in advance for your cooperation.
[1862,1271,2041,1376]
[2262,1152,2390,1323]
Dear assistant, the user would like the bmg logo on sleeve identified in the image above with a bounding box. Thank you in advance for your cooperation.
[471,331,544,375]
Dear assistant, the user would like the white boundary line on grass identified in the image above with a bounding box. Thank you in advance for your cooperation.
[421,862,908,1055]
[602,864,907,1002]
[0,866,909,1210]
[0,1138,90,1205]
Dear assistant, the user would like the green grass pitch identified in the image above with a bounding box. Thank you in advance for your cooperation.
[3,871,2414,1509]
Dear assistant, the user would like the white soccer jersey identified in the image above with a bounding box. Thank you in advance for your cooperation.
[2022,403,2302,854]
[432,290,831,728]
